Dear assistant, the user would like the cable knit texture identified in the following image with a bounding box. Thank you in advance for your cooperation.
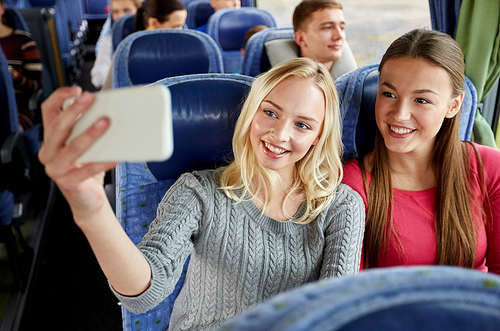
[111,170,365,330]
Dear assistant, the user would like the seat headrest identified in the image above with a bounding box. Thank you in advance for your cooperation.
[146,74,253,181]
[208,8,277,51]
[112,14,135,51]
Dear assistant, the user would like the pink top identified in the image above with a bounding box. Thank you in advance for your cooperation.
[342,143,500,275]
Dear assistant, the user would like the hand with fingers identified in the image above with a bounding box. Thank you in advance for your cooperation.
[38,86,119,222]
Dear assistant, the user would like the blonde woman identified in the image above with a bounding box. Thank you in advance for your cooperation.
[39,58,364,330]
[342,29,500,274]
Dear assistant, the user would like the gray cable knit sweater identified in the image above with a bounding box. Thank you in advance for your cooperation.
[112,170,365,331]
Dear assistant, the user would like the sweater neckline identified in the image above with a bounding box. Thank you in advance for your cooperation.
[240,196,307,233]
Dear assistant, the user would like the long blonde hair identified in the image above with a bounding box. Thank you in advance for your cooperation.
[363,28,479,269]
[219,57,343,224]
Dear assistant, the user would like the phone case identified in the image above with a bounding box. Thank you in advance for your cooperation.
[66,85,173,163]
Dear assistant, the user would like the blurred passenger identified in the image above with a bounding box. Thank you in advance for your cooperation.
[91,0,143,89]
[196,0,241,33]
[342,29,500,275]
[100,0,187,90]
[0,0,42,131]
[240,24,268,58]
[266,0,356,80]
[134,0,187,31]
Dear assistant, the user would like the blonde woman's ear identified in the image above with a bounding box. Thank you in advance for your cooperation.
[446,92,464,118]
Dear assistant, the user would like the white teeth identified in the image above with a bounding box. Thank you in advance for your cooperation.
[390,126,413,134]
[265,142,287,154]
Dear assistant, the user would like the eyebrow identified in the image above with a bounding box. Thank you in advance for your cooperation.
[262,100,319,123]
[380,82,439,96]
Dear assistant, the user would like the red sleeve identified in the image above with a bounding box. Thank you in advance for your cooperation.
[342,160,368,216]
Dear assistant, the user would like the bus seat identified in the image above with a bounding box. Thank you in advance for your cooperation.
[0,47,34,292]
[111,14,135,52]
[18,7,69,98]
[207,7,278,73]
[4,0,32,8]
[111,29,224,88]
[217,265,500,331]
[4,7,30,31]
[335,64,477,161]
[185,0,213,30]
[81,0,108,21]
[241,27,294,77]
[115,73,253,331]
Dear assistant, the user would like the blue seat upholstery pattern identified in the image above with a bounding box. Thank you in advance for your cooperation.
[241,27,294,77]
[115,73,253,331]
[112,14,135,51]
[112,29,224,88]
[207,7,277,73]
[335,64,477,161]
[81,0,108,21]
[216,266,500,331]
[185,0,213,29]
[4,0,32,8]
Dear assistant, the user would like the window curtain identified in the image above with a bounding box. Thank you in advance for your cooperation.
[429,0,499,148]
[455,0,500,148]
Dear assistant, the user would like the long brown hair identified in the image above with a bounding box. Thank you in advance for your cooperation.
[363,28,478,269]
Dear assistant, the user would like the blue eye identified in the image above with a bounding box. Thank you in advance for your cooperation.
[415,98,429,104]
[264,110,277,117]
[296,122,311,130]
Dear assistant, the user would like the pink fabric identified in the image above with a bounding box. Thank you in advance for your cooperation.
[342,143,500,275]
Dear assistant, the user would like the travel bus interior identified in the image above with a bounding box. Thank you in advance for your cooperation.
[1,0,499,330]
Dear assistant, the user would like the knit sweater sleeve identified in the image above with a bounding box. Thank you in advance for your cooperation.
[111,171,211,313]
[320,184,365,278]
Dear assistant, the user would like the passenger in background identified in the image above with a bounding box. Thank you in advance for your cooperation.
[266,0,356,80]
[134,0,187,31]
[240,24,268,58]
[91,0,143,89]
[100,0,187,90]
[196,0,241,33]
[0,0,42,131]
[342,29,500,275]
[38,58,364,330]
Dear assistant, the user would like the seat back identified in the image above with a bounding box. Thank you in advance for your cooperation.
[111,14,135,51]
[185,0,213,29]
[81,0,108,21]
[335,64,477,161]
[241,27,294,77]
[217,266,500,331]
[116,73,253,331]
[0,47,18,139]
[4,0,31,9]
[207,7,277,73]
[112,29,224,88]
[19,7,68,98]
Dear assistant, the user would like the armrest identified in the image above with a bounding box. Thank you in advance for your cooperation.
[1,131,31,169]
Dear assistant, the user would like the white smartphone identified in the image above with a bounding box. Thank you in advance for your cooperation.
[65,85,174,163]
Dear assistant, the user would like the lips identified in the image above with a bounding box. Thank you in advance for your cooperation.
[262,141,290,157]
[388,124,416,137]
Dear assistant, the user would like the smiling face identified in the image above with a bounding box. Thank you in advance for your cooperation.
[111,0,138,22]
[250,77,325,181]
[375,57,463,160]
[294,8,345,71]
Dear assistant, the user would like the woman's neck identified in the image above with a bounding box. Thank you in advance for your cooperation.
[387,150,436,191]
[0,23,13,38]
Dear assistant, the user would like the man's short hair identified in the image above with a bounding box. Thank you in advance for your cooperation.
[293,0,343,32]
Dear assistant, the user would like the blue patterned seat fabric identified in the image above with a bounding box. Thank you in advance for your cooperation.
[217,265,500,331]
[335,64,477,161]
[116,73,253,331]
[185,0,213,29]
[207,7,277,73]
[112,14,135,52]
[112,29,224,88]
